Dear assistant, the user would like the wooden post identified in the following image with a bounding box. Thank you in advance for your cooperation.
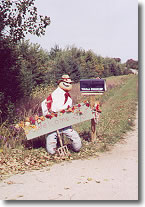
[80,78,106,142]
[90,95,97,142]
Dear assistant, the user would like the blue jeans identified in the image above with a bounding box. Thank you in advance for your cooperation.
[45,126,82,154]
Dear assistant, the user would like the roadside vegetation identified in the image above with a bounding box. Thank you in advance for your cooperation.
[0,74,138,181]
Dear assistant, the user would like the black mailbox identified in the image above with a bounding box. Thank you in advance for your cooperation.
[80,79,106,93]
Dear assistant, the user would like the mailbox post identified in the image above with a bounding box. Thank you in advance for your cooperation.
[80,78,106,142]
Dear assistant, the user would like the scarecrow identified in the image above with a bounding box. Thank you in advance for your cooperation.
[41,74,82,154]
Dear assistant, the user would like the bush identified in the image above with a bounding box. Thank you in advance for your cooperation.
[0,122,26,150]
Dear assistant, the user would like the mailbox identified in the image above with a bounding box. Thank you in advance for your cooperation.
[80,79,106,94]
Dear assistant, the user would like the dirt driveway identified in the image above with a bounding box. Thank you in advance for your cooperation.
[0,110,138,200]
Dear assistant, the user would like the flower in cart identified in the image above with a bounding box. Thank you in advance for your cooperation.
[37,119,41,124]
[60,109,65,114]
[83,100,90,107]
[51,113,56,118]
[95,103,102,113]
[31,125,38,129]
[24,117,30,126]
[18,121,25,128]
[66,105,72,112]
[25,121,30,126]
[35,115,39,121]
[72,106,75,111]
[72,106,78,110]
[86,103,90,107]
[40,116,45,121]
[46,114,52,119]
[29,116,36,125]
[49,112,58,117]
[66,107,74,113]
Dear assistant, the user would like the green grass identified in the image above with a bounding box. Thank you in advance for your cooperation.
[98,75,138,145]
[74,74,138,149]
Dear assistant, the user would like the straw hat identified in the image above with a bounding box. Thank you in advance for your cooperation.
[58,74,73,84]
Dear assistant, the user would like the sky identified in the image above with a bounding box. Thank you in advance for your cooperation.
[26,0,138,63]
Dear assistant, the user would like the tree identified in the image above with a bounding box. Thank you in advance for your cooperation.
[126,59,138,70]
[80,50,99,78]
[49,45,62,60]
[113,58,121,63]
[0,0,50,42]
[0,39,22,121]
[0,0,51,122]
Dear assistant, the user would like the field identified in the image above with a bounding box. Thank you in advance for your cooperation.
[0,74,138,180]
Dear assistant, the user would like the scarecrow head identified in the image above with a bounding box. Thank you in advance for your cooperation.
[58,74,73,92]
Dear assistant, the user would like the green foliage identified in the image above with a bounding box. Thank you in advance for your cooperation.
[0,0,50,42]
[0,39,138,123]
[126,59,138,70]
[0,0,51,122]
[17,40,50,94]
[0,39,22,121]
[80,50,100,78]
[0,40,52,122]
[49,47,81,83]
[47,46,127,84]
[102,58,124,77]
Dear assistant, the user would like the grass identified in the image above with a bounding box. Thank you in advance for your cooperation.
[74,75,138,147]
[97,75,138,147]
[0,74,138,181]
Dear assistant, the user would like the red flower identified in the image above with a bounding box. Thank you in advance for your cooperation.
[35,115,39,121]
[86,103,90,107]
[29,117,35,125]
[54,113,58,117]
[78,104,81,107]
[72,106,75,110]
[46,114,52,119]
[60,109,65,113]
